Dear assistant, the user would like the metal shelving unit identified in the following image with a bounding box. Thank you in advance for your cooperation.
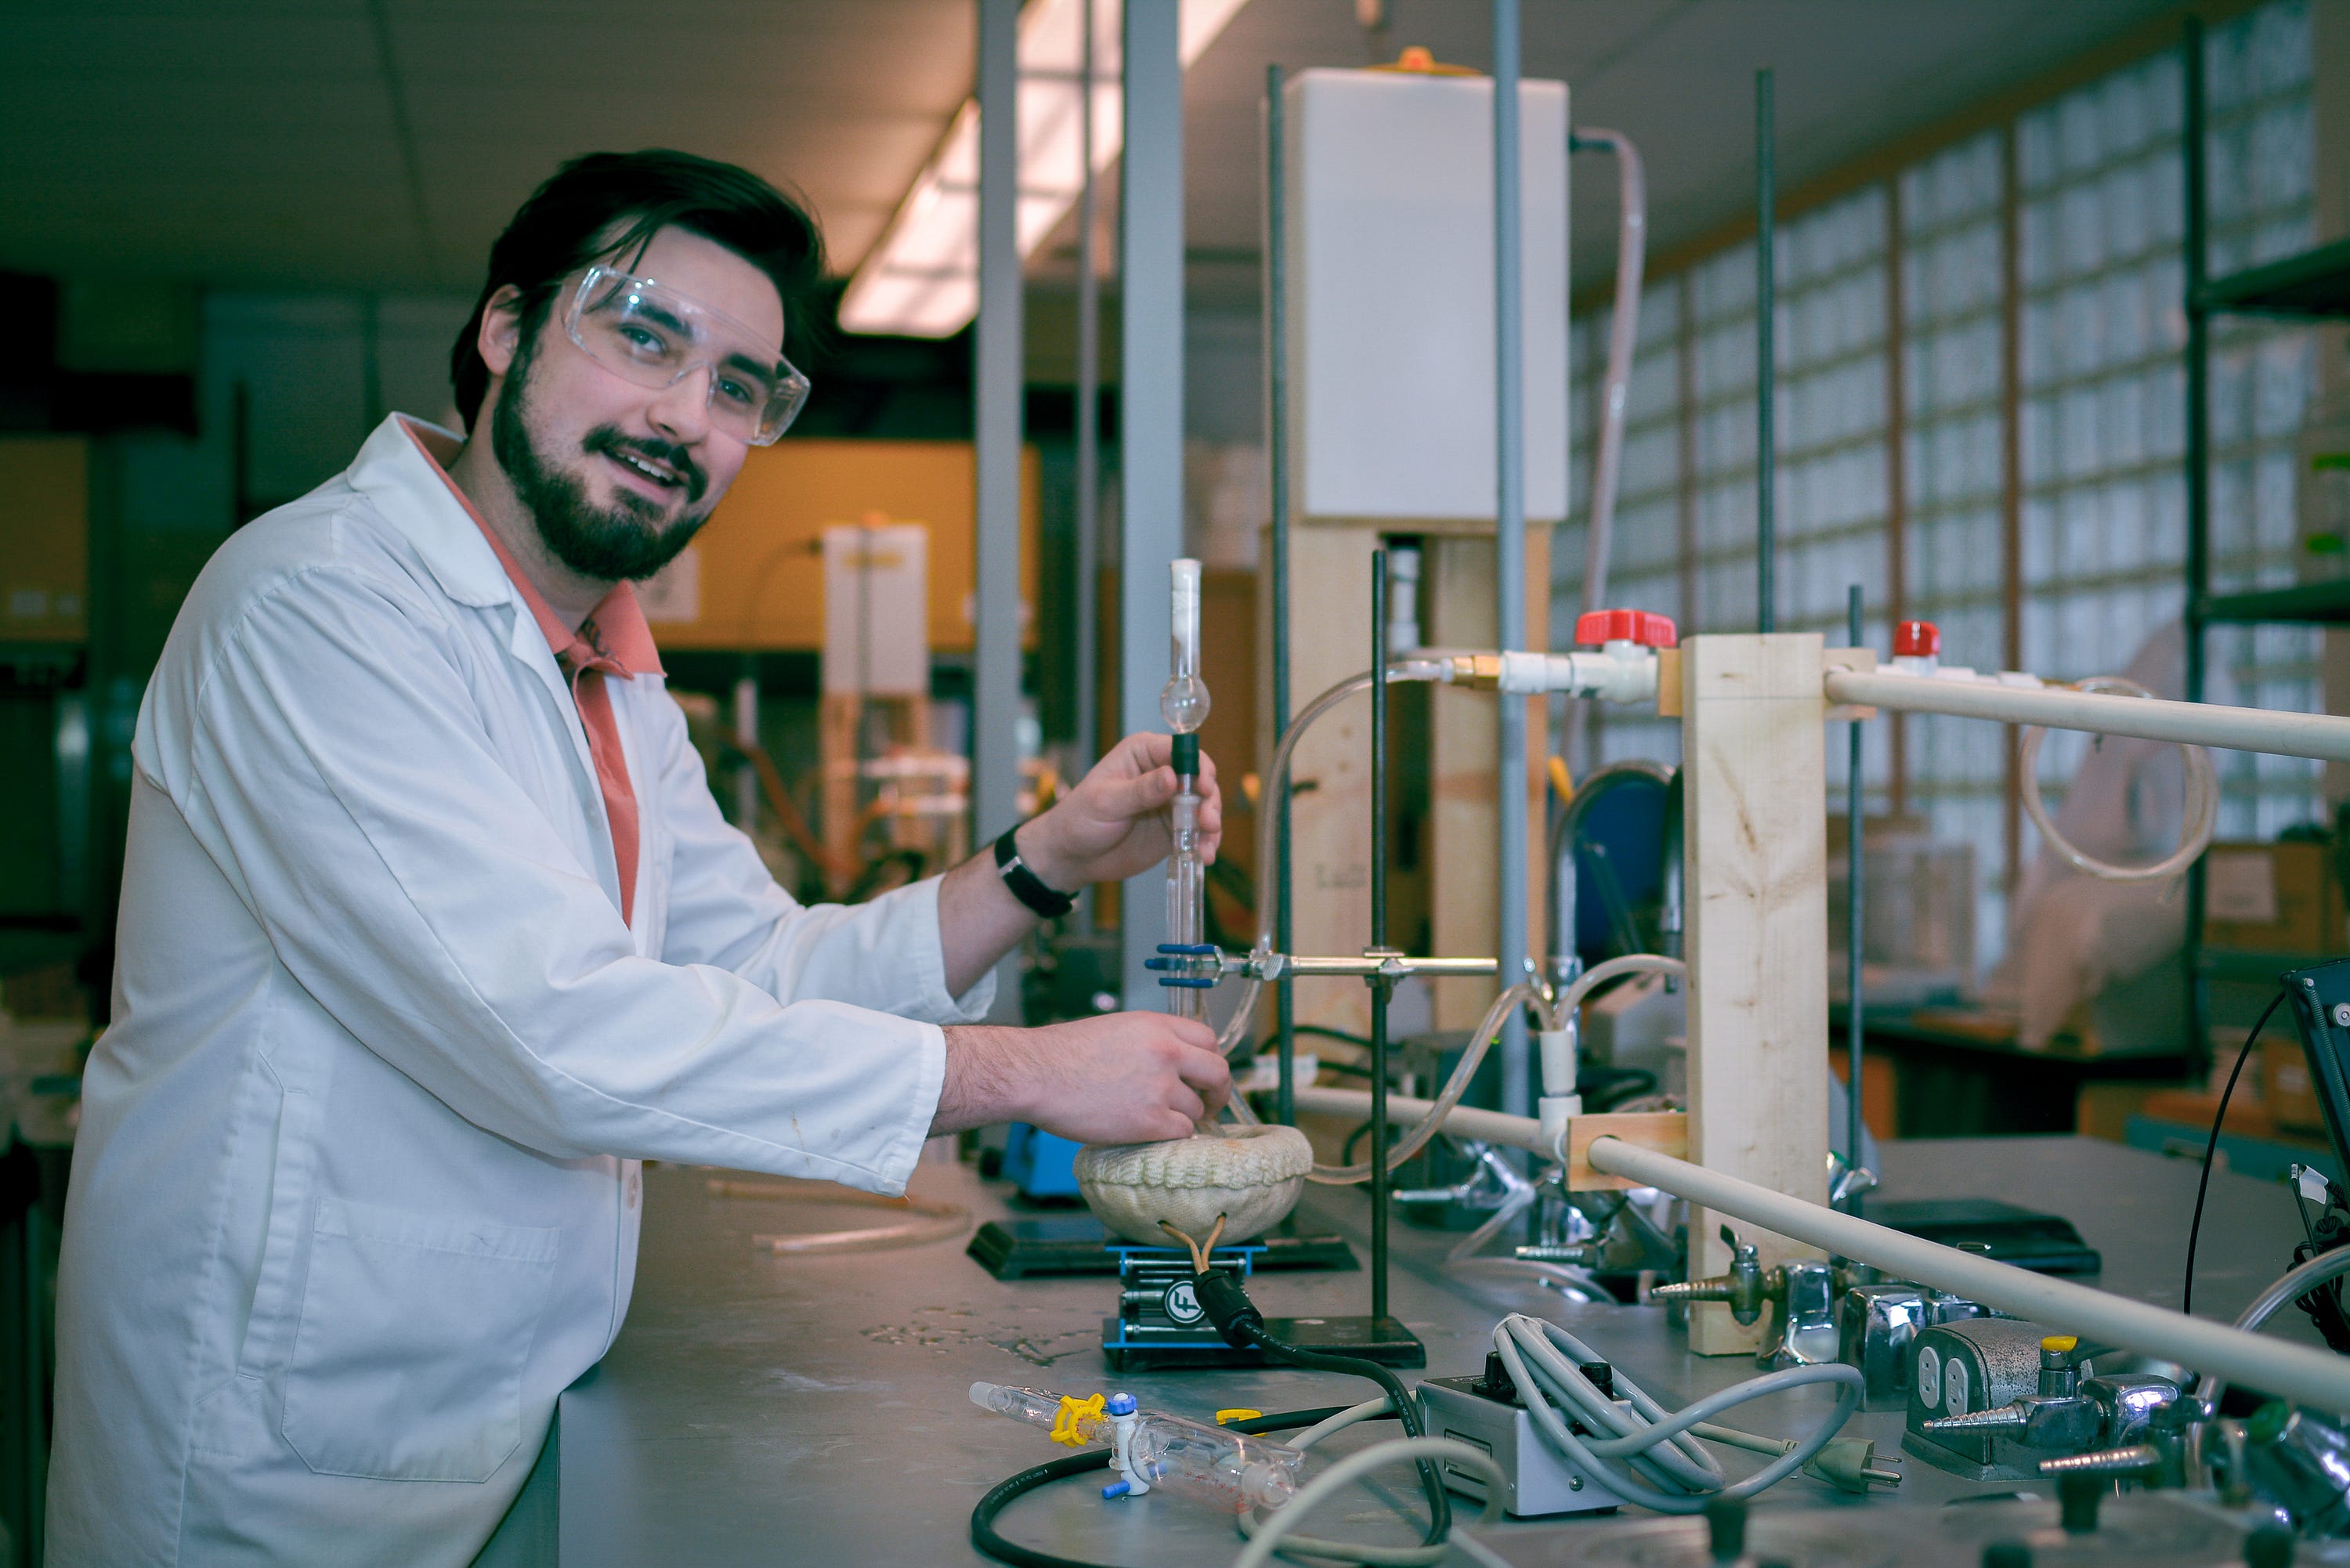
[2182,17,2350,1050]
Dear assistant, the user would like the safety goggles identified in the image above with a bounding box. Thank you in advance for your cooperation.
[562,265,811,445]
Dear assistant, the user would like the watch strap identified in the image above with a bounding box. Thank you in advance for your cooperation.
[993,826,1076,918]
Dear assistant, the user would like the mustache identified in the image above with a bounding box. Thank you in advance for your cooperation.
[582,428,707,504]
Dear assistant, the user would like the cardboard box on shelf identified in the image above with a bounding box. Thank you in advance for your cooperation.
[2204,841,2348,955]
[2261,1033,2328,1136]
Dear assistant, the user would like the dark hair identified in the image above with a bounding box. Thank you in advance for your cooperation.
[450,150,826,432]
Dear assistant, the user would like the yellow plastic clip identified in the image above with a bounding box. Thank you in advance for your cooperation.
[1216,1409,1264,1426]
[1051,1393,1107,1448]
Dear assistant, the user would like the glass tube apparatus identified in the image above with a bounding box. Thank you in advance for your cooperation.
[1162,559,1212,1021]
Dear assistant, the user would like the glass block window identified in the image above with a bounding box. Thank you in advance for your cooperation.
[1901,128,2013,965]
[1545,0,2319,981]
[2016,1,2319,852]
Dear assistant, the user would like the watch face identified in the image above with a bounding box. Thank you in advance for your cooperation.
[1163,1280,1205,1325]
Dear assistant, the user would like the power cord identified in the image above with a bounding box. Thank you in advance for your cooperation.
[1488,1314,1863,1514]
[2183,988,2287,1318]
[1188,1266,1453,1546]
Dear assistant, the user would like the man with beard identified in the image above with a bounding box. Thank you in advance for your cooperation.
[47,150,1230,1565]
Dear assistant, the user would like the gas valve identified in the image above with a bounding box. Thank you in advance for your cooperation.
[1445,609,1676,703]
[1651,1227,1841,1368]
[1651,1225,1768,1324]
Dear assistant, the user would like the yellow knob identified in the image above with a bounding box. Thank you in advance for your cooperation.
[2041,1335,2078,1353]
[1216,1408,1263,1425]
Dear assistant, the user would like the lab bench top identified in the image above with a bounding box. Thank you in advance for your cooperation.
[553,1136,2316,1566]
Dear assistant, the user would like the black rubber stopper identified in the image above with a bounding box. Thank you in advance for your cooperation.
[1581,1360,1618,1399]
[2247,1525,2297,1568]
[1170,732,1200,778]
[2057,1472,2102,1534]
[1705,1495,1746,1563]
[1983,1542,2033,1568]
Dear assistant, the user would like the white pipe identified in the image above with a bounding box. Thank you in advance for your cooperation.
[1827,669,2350,764]
[1292,1082,2350,1411]
[1292,1084,1553,1158]
[1573,128,1645,618]
[1586,1136,2350,1414]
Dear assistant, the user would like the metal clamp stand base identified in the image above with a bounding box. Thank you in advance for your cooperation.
[1100,1242,1423,1371]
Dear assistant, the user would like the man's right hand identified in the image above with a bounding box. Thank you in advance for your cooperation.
[933,1013,1233,1147]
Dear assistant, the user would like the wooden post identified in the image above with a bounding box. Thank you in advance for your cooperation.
[1275,525,1382,1037]
[1680,632,1831,1355]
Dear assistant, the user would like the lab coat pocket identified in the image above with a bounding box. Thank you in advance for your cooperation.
[280,1195,561,1483]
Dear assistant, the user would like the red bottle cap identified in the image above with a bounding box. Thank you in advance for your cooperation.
[1893,620,1940,658]
[1574,609,1678,649]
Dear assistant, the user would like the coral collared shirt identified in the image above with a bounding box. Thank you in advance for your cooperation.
[400,418,660,924]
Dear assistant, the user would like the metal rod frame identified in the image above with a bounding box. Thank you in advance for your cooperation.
[1845,585,1864,1216]
[1370,549,1392,1324]
[2182,16,2212,1068]
[974,0,1023,857]
[1117,0,1184,1006]
[1267,61,1296,1127]
[1493,0,1531,1122]
[1755,67,1775,635]
[1073,0,1100,791]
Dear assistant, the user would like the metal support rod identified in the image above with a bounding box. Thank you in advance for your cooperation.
[1266,61,1296,1127]
[1249,954,1501,981]
[2182,16,2211,1070]
[1845,583,1865,1216]
[1118,0,1184,1006]
[1493,0,1531,1121]
[974,0,1024,858]
[1824,669,2350,764]
[1073,0,1100,786]
[1755,67,1776,634]
[1369,550,1392,1325]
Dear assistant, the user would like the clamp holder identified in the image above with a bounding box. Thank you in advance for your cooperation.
[1148,943,1222,990]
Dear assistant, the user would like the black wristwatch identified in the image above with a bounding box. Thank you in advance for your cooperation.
[993,825,1077,918]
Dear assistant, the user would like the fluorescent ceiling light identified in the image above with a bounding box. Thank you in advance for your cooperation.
[838,0,1249,338]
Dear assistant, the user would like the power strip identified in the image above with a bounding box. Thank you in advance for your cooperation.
[1419,1366,1626,1517]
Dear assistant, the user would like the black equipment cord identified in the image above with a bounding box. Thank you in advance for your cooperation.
[1234,1321,1452,1543]
[971,1404,1358,1568]
[2184,988,2287,1318]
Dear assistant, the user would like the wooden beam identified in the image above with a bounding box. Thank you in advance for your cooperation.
[1680,633,1832,1355]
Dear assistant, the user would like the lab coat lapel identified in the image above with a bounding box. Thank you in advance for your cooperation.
[347,414,620,905]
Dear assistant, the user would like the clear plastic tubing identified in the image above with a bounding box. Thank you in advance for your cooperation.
[969,1382,1303,1513]
[1162,559,1211,1021]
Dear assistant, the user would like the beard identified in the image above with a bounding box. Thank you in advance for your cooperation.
[490,328,715,583]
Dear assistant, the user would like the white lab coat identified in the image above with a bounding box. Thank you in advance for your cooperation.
[45,414,992,1566]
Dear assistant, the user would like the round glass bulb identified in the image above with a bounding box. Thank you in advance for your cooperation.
[1160,674,1211,734]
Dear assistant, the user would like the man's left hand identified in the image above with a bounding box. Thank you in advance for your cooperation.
[1016,732,1221,891]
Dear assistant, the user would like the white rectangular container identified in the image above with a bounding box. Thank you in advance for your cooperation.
[1284,68,1570,524]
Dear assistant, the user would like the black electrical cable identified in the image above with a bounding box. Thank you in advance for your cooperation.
[1233,1322,1453,1545]
[2184,988,2287,1318]
[970,1404,1358,1568]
